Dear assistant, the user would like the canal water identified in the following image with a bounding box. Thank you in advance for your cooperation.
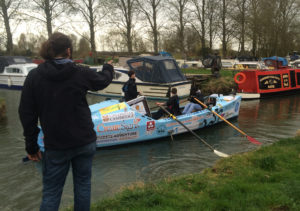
[0,89,299,210]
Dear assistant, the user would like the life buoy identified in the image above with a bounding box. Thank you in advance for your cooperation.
[234,72,246,84]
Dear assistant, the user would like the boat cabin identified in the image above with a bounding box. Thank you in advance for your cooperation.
[0,56,34,74]
[127,56,187,84]
[0,56,37,89]
[262,56,289,69]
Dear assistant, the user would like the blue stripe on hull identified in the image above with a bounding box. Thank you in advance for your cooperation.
[0,84,23,90]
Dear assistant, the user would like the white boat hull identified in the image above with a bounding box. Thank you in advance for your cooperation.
[0,74,26,89]
[90,81,192,100]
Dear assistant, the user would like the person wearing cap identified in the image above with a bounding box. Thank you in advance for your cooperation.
[182,89,204,114]
[124,70,141,101]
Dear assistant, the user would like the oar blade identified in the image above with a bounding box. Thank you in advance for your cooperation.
[213,150,229,158]
[246,136,262,145]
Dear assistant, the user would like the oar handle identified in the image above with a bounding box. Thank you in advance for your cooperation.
[194,98,247,136]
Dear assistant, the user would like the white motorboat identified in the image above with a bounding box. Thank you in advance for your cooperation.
[0,56,37,89]
[90,56,192,100]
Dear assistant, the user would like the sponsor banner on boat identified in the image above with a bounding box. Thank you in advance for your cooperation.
[96,131,139,144]
[166,116,203,127]
[96,118,141,132]
[99,102,127,115]
[146,120,156,134]
[101,111,135,123]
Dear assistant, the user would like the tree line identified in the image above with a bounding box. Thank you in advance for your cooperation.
[1,0,300,59]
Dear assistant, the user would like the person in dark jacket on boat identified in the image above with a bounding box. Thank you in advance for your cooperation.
[18,32,114,211]
[123,70,141,101]
[182,89,204,114]
[152,87,181,120]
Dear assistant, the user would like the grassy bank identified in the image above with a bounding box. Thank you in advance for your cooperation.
[181,68,237,95]
[79,137,300,211]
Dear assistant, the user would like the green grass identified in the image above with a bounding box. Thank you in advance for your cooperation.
[65,136,300,211]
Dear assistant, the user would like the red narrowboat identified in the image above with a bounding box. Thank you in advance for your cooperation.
[234,57,300,99]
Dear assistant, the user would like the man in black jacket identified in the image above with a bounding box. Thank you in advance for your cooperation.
[123,70,140,101]
[152,87,181,120]
[18,32,113,211]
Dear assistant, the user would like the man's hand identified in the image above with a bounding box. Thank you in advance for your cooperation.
[28,151,42,161]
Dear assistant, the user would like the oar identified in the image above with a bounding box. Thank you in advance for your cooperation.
[158,105,229,158]
[193,97,261,145]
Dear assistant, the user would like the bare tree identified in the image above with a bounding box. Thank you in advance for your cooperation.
[27,0,65,38]
[218,0,235,57]
[248,0,260,56]
[109,0,139,53]
[0,0,21,55]
[232,0,248,54]
[167,0,190,57]
[137,0,163,53]
[206,0,219,50]
[65,0,108,55]
[190,0,206,56]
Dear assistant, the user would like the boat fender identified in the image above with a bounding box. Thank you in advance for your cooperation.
[234,72,246,84]
[7,78,12,87]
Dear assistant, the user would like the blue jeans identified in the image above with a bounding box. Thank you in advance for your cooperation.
[182,103,202,114]
[40,141,96,211]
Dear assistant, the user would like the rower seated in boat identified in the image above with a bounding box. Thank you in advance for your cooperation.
[182,89,204,114]
[152,87,181,120]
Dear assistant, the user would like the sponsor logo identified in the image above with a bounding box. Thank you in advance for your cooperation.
[147,121,155,131]
[96,118,141,132]
[99,103,127,115]
[96,131,139,143]
[102,111,135,123]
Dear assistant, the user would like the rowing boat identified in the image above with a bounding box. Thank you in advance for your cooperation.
[38,95,241,149]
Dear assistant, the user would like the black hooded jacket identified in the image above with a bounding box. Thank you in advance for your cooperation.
[124,78,139,101]
[19,61,114,154]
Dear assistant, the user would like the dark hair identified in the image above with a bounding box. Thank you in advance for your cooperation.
[39,32,73,60]
[128,70,135,77]
[171,87,177,94]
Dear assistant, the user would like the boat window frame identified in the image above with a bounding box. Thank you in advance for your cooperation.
[5,67,23,74]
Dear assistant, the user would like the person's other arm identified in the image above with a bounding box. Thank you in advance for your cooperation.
[85,62,114,91]
[18,72,41,161]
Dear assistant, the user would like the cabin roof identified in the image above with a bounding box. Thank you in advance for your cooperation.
[0,56,33,73]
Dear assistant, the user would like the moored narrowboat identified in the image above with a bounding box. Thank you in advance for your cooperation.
[234,68,300,99]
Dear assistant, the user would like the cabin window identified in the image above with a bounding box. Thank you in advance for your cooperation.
[164,60,177,70]
[6,68,22,74]
[297,73,300,85]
